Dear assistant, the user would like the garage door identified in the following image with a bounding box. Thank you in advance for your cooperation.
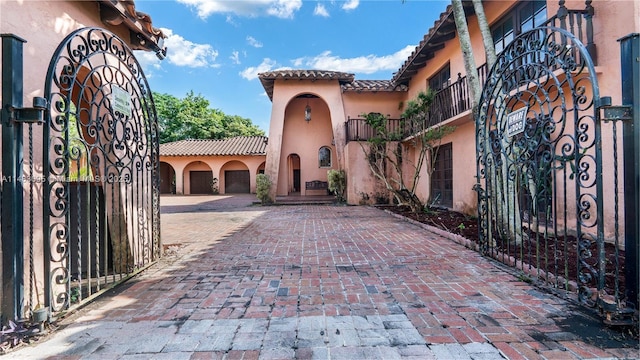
[190,171,213,194]
[225,170,250,193]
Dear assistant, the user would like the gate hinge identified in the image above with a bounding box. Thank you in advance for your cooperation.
[9,97,47,124]
[602,106,632,122]
[599,96,633,122]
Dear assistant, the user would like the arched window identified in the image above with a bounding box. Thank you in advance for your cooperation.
[319,146,332,168]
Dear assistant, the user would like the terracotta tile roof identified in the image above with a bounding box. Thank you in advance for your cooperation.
[392,3,474,85]
[259,70,355,100]
[341,80,408,93]
[97,0,167,56]
[160,136,268,157]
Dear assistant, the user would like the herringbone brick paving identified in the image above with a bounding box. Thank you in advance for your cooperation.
[5,195,638,359]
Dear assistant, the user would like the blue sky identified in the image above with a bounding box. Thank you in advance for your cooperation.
[134,0,449,132]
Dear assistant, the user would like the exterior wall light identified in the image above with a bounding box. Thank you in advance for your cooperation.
[305,102,311,123]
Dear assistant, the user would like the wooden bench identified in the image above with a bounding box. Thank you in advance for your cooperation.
[305,180,329,194]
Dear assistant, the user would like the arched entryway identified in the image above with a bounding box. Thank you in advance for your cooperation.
[159,162,176,194]
[287,154,301,194]
[277,94,335,197]
[184,161,213,194]
[221,160,250,193]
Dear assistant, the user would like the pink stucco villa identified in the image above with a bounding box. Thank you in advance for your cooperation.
[257,0,640,313]
[259,0,638,223]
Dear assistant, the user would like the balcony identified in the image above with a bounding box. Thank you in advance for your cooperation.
[345,3,596,143]
[345,64,487,143]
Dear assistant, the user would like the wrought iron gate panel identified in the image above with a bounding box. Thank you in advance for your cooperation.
[475,27,620,308]
[40,27,161,313]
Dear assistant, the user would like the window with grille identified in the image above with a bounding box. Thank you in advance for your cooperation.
[428,64,451,92]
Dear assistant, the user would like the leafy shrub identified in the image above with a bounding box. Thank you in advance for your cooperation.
[327,169,346,203]
[210,178,219,194]
[256,174,272,204]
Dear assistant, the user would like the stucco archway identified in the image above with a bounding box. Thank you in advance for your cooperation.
[220,160,250,194]
[278,94,336,196]
[159,162,176,194]
[184,161,213,194]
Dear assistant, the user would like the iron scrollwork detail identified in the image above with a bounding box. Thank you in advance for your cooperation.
[43,27,161,312]
[476,27,604,306]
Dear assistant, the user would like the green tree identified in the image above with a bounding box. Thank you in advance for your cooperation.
[153,91,264,143]
[360,90,455,214]
[221,114,265,138]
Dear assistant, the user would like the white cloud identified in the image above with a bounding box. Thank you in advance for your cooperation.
[226,15,239,26]
[292,45,415,74]
[240,58,291,80]
[135,28,219,70]
[247,36,263,48]
[134,50,163,73]
[160,28,219,68]
[314,3,330,17]
[267,0,302,18]
[342,0,359,11]
[177,0,302,19]
[240,58,276,80]
[230,51,241,64]
[292,58,304,67]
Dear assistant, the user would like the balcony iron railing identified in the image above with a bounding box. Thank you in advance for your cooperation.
[542,7,596,65]
[345,64,487,143]
[345,117,404,142]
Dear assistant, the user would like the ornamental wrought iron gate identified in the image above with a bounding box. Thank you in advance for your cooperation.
[1,27,161,322]
[475,27,636,323]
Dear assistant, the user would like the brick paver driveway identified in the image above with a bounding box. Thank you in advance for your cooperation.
[6,195,638,359]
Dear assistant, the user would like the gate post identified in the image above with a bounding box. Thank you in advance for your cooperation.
[0,34,26,322]
[619,33,639,310]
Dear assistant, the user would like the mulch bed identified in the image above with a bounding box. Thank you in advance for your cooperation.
[380,205,628,304]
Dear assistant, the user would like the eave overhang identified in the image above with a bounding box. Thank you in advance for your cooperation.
[258,70,355,101]
[392,2,475,85]
[97,0,167,59]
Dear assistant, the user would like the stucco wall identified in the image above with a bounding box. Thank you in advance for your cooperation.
[344,142,389,205]
[1,1,131,104]
[342,92,406,120]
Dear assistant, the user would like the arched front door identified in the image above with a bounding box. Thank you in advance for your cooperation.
[288,154,301,194]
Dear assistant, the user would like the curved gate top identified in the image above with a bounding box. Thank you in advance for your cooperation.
[38,27,161,313]
[475,27,610,307]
